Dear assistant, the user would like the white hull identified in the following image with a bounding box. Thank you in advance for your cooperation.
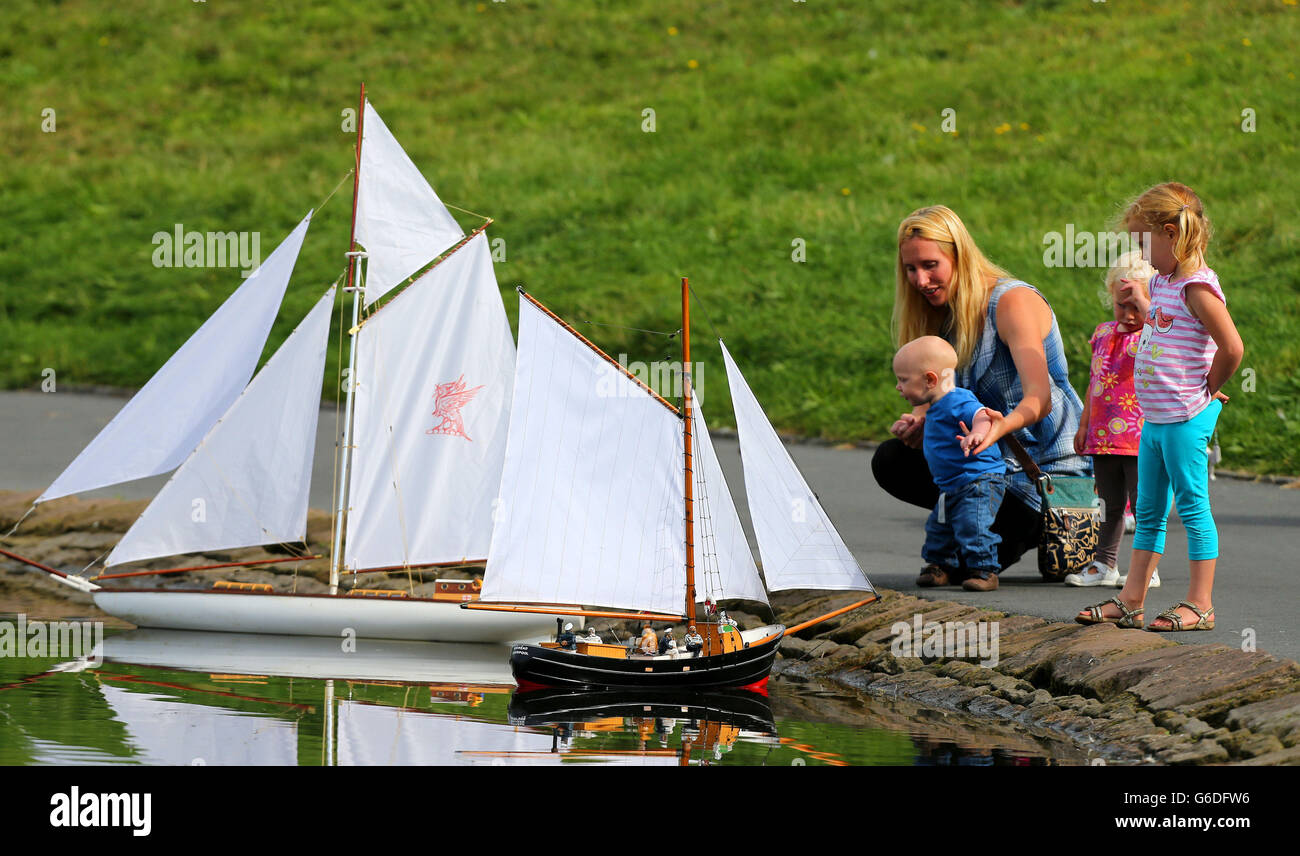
[92,589,564,644]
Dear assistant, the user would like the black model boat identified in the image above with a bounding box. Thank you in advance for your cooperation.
[506,686,777,733]
[464,279,878,692]
[510,622,785,693]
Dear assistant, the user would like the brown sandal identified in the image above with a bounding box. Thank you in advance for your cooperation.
[1076,596,1144,629]
[1147,601,1215,632]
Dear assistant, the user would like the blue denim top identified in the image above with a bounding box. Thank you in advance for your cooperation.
[953,279,1090,509]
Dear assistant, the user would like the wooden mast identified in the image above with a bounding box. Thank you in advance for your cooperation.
[329,81,366,595]
[682,277,697,626]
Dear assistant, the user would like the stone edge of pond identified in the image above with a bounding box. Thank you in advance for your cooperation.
[762,589,1300,767]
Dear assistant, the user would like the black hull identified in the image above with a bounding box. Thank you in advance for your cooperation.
[510,629,783,691]
[508,687,776,732]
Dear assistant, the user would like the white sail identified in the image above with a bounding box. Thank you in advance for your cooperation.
[356,99,465,306]
[343,232,515,571]
[105,286,336,567]
[100,684,300,766]
[38,213,313,503]
[482,296,686,616]
[720,341,873,593]
[690,391,768,606]
[336,701,554,766]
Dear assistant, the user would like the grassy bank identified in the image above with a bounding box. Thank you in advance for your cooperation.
[2,0,1297,472]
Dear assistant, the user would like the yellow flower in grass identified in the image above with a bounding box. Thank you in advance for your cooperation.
[1242,38,1252,46]
[687,59,699,69]
[841,187,851,196]
[1019,122,1029,131]
[994,122,1011,135]
[912,122,927,133]
[668,26,679,36]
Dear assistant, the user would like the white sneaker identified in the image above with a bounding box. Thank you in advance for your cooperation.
[1116,568,1160,589]
[1065,561,1120,587]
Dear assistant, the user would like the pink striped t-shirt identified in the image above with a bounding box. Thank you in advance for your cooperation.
[1134,267,1225,423]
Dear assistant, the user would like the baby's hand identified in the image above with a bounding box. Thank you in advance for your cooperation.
[958,407,1004,456]
[957,421,986,456]
[891,412,926,449]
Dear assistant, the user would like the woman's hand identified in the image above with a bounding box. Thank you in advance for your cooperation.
[890,412,926,449]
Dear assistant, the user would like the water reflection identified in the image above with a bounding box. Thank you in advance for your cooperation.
[0,627,1090,766]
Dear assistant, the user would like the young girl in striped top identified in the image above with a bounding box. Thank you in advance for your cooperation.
[1077,183,1243,631]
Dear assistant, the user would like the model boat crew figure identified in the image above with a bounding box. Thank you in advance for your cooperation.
[465,279,879,691]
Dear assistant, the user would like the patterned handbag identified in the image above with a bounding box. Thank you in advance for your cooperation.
[1005,436,1100,581]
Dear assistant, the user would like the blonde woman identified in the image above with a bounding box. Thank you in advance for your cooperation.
[872,205,1090,591]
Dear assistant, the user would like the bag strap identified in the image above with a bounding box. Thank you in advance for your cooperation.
[1003,433,1052,499]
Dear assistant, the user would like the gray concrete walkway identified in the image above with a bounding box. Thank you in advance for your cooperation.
[3,390,1296,659]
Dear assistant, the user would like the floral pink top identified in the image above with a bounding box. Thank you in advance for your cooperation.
[1083,321,1144,456]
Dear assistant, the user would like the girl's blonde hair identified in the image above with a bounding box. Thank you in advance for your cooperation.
[1122,182,1212,278]
[1104,249,1155,302]
[893,205,1009,368]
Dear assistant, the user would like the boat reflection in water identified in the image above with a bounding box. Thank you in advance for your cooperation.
[33,629,783,765]
[40,628,532,765]
[505,688,779,766]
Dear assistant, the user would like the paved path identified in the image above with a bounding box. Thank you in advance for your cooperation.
[4,390,1297,660]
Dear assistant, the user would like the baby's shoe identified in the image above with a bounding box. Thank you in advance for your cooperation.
[1116,567,1160,589]
[1123,510,1136,533]
[1064,561,1119,587]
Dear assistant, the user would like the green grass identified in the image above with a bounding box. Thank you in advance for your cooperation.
[2,0,1298,473]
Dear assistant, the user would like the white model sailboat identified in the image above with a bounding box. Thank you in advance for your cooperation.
[468,282,877,691]
[10,86,564,644]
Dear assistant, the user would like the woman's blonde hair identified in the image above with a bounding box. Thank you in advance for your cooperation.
[1104,249,1155,302]
[893,205,1009,368]
[1121,182,1212,278]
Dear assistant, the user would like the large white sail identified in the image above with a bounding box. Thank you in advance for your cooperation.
[104,286,336,567]
[720,341,873,593]
[38,213,313,504]
[356,99,465,306]
[482,296,686,616]
[690,391,768,606]
[343,232,514,571]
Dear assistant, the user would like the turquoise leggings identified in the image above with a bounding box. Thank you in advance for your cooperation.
[1133,399,1222,560]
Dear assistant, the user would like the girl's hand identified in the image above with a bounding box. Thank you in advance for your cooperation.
[1073,426,1088,455]
[1117,278,1150,318]
[890,412,926,449]
[1212,390,1230,405]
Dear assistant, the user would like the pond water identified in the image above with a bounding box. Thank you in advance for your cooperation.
[0,619,1093,766]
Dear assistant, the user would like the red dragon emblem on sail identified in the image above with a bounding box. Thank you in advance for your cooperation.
[426,375,484,441]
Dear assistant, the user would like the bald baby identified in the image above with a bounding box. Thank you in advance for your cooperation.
[893,335,958,407]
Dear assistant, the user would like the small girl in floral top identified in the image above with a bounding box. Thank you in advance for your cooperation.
[1067,251,1157,588]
